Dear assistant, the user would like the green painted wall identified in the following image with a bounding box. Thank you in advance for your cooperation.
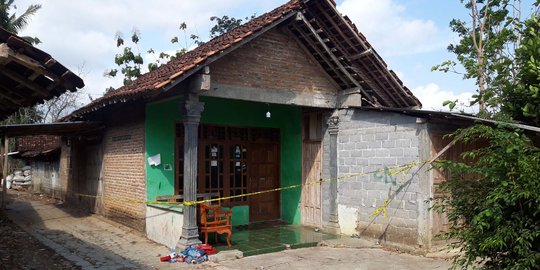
[145,96,302,225]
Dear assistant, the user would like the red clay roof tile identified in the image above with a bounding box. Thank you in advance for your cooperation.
[69,0,302,119]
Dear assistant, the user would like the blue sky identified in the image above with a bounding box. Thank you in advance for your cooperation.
[16,0,533,111]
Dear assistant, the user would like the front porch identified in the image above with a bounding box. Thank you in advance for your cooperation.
[213,222,339,257]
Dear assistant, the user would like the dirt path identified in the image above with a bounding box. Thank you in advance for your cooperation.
[2,191,453,270]
[0,209,79,270]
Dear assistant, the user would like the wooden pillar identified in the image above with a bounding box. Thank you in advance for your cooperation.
[1,136,8,209]
[326,112,341,234]
[177,91,205,247]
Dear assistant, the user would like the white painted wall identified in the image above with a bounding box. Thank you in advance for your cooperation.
[145,206,183,248]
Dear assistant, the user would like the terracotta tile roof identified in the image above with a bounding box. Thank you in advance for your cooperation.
[69,0,302,119]
[68,0,421,120]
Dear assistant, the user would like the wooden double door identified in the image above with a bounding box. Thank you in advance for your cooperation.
[177,125,280,222]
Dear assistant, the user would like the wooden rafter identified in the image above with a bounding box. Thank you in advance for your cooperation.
[0,65,49,97]
[316,0,413,107]
[295,12,361,89]
[310,1,360,54]
[360,57,410,106]
[281,26,342,91]
[0,44,62,85]
[307,2,403,107]
[289,24,350,88]
[294,11,385,106]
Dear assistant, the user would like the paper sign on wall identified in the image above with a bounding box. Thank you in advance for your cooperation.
[148,154,161,166]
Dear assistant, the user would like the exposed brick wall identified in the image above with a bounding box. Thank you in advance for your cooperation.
[336,109,427,248]
[211,28,338,94]
[102,114,146,231]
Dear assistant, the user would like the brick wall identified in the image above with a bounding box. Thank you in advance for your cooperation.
[211,28,337,94]
[336,109,428,248]
[102,115,146,231]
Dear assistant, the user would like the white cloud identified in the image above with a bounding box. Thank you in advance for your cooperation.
[12,0,283,98]
[412,83,477,113]
[337,0,447,56]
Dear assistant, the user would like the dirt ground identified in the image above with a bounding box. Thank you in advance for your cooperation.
[1,190,454,270]
[0,194,79,270]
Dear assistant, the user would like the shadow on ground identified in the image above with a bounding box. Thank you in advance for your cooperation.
[3,190,152,269]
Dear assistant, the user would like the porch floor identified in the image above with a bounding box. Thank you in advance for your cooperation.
[210,223,340,257]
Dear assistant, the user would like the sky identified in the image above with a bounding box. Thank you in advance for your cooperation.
[13,0,529,111]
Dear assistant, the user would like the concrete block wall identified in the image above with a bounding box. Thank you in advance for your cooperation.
[102,117,146,231]
[336,109,427,248]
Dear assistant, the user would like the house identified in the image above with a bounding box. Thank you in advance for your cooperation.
[13,135,61,197]
[0,26,85,208]
[55,0,536,252]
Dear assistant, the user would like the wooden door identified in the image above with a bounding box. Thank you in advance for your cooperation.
[301,141,322,227]
[249,142,280,222]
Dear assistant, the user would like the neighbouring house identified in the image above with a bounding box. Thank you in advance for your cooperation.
[13,135,61,197]
[51,0,540,252]
[0,27,85,208]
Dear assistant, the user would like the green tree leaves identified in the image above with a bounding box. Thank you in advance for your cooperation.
[0,0,41,44]
[209,15,255,38]
[435,124,540,269]
[434,0,524,114]
[502,14,540,126]
[104,14,253,92]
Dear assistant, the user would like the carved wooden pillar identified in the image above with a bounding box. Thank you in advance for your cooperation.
[326,112,341,234]
[178,98,204,247]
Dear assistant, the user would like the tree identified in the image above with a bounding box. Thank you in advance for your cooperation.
[38,63,87,122]
[434,124,540,269]
[104,23,200,91]
[105,15,250,92]
[432,2,540,269]
[433,0,525,114]
[104,29,144,87]
[1,107,42,125]
[501,14,540,126]
[0,0,41,44]
[209,14,255,38]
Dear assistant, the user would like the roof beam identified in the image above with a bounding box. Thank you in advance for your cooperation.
[349,49,373,61]
[0,44,62,84]
[281,26,341,91]
[295,12,362,88]
[311,1,360,53]
[0,65,49,97]
[290,24,350,88]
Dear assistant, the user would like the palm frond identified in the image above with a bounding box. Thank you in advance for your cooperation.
[8,3,41,33]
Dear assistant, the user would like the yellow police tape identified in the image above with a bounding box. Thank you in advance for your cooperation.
[72,159,431,217]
